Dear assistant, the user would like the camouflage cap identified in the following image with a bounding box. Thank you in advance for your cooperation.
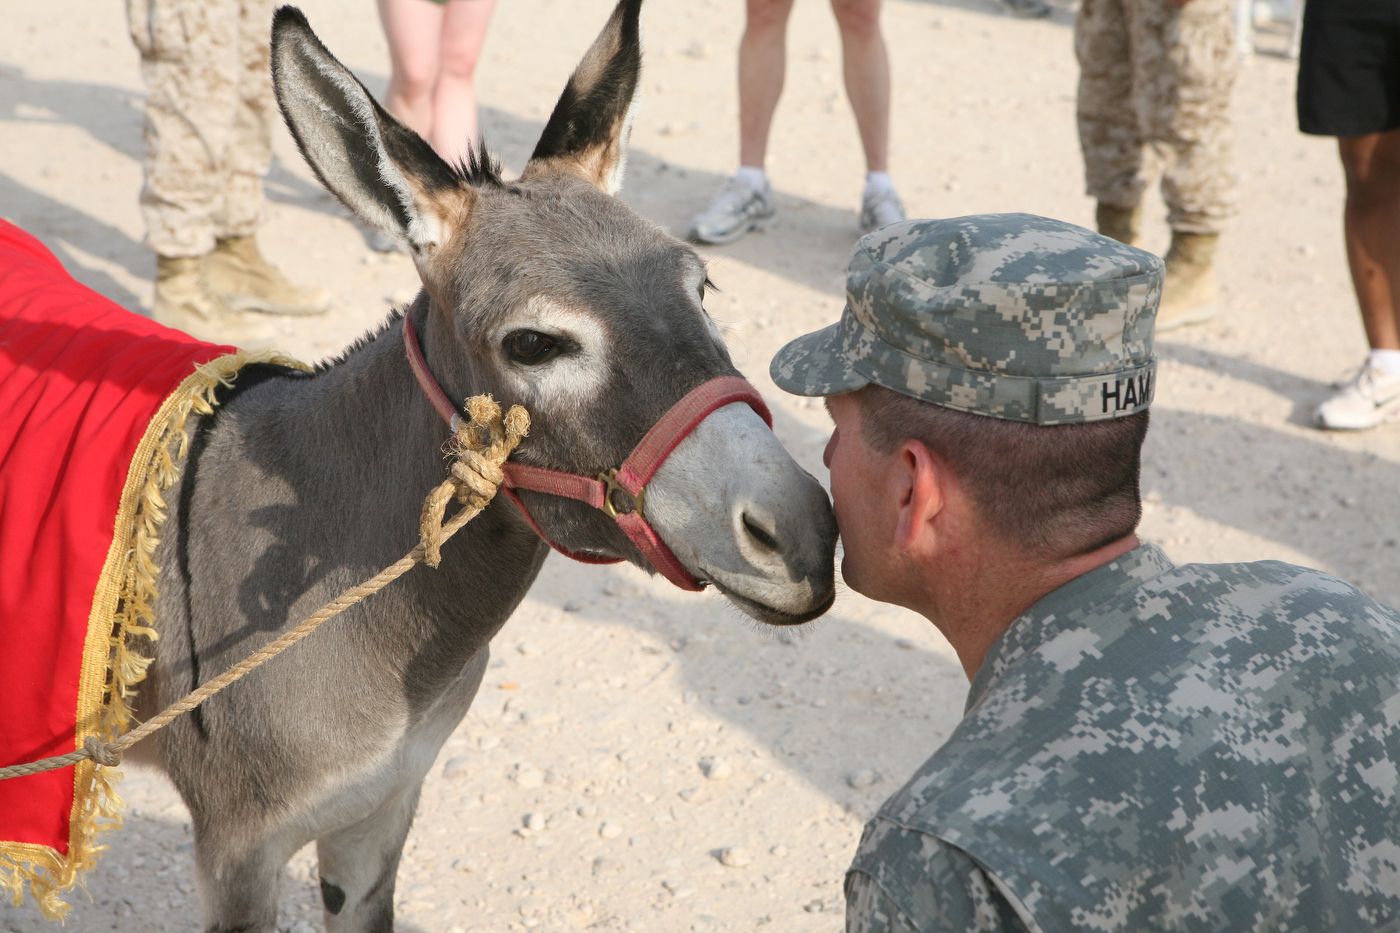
[770,213,1163,424]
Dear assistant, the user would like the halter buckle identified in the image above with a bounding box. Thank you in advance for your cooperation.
[598,469,645,520]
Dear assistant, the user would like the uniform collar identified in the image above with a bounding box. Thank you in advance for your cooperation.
[966,542,1176,711]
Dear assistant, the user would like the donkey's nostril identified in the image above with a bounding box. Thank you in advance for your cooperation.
[741,511,781,553]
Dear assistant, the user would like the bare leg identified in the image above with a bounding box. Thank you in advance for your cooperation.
[1339,131,1400,351]
[831,0,891,173]
[317,784,423,933]
[432,0,497,164]
[738,0,796,169]
[377,0,444,139]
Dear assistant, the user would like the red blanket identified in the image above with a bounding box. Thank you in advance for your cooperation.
[0,221,297,918]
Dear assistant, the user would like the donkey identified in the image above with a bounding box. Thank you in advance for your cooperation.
[131,2,836,930]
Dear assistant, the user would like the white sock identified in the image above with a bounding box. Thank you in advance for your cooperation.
[864,171,894,197]
[1369,348,1400,376]
[735,166,768,191]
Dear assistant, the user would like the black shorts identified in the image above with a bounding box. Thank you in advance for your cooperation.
[1297,0,1400,137]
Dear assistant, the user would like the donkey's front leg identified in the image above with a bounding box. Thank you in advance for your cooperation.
[317,645,490,931]
[316,781,423,933]
[194,832,294,933]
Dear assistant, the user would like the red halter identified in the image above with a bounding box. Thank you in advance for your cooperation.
[403,312,772,591]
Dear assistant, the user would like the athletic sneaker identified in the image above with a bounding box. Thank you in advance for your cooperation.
[860,187,906,233]
[688,177,776,245]
[1316,362,1400,430]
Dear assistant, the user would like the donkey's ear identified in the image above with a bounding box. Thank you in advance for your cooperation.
[270,6,470,253]
[523,0,643,195]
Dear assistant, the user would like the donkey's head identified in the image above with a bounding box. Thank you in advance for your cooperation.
[270,0,836,624]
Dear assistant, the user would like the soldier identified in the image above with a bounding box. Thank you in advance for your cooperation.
[770,214,1400,930]
[127,0,330,323]
[1076,0,1237,332]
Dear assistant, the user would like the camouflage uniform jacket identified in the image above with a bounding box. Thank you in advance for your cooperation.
[846,543,1400,932]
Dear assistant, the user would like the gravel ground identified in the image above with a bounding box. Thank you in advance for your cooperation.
[3,0,1396,930]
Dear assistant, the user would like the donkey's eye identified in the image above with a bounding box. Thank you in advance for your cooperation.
[504,330,560,365]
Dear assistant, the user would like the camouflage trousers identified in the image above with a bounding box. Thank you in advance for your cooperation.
[127,0,276,258]
[1075,0,1238,234]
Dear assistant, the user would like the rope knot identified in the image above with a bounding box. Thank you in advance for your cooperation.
[83,736,122,768]
[419,395,530,567]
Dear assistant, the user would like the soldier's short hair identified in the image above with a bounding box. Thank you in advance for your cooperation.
[854,385,1149,559]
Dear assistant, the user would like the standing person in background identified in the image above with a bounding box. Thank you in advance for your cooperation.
[378,0,497,169]
[1299,1,1400,430]
[1075,0,1237,332]
[127,0,331,323]
[688,0,906,245]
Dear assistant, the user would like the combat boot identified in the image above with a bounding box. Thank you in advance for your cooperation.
[1095,202,1141,246]
[154,255,229,323]
[205,235,331,316]
[1158,231,1219,333]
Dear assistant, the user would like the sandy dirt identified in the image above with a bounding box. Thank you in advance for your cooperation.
[3,0,1397,930]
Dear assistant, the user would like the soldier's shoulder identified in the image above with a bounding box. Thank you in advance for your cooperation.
[1157,556,1324,589]
[877,558,1400,817]
[869,730,1036,841]
[1156,557,1399,618]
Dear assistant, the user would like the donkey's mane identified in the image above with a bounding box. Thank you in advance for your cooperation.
[449,138,506,189]
[307,140,504,378]
[311,307,406,374]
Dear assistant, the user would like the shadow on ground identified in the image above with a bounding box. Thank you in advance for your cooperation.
[895,0,1079,27]
[0,62,872,308]
[2,810,439,933]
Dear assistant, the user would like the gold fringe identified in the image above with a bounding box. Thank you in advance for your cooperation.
[0,350,309,920]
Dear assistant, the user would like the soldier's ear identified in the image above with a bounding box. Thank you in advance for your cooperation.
[894,440,944,556]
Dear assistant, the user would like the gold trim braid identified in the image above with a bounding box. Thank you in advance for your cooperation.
[0,350,310,920]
